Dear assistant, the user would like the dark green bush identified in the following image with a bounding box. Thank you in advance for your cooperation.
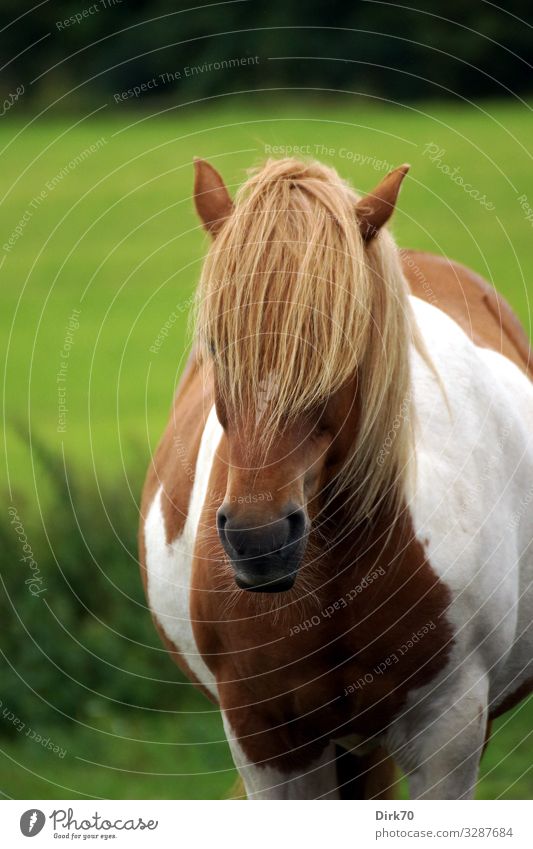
[0,433,196,738]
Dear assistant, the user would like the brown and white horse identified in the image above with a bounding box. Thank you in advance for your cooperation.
[139,156,533,799]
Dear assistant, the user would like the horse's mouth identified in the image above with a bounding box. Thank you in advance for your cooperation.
[233,566,298,593]
[235,575,295,593]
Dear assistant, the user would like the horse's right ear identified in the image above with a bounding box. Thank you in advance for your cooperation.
[355,164,410,242]
[193,158,233,237]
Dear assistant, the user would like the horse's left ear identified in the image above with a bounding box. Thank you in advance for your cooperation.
[193,157,233,237]
[355,164,410,242]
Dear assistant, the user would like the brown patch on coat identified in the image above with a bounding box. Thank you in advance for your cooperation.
[402,250,532,377]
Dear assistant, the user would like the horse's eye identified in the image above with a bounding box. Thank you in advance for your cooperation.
[208,339,216,357]
[309,401,328,425]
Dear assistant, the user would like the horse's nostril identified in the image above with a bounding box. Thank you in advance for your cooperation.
[228,533,247,556]
[216,507,228,533]
[286,506,306,541]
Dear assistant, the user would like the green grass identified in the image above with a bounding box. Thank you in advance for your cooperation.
[2,100,532,488]
[1,702,531,799]
[0,714,237,800]
[1,100,532,799]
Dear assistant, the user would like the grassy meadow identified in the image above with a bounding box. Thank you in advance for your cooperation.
[1,99,532,799]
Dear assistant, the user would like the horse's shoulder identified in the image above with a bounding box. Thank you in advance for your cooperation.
[401,248,532,378]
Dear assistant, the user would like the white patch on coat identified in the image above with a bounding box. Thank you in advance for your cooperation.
[408,297,533,696]
[144,405,223,698]
[385,297,533,797]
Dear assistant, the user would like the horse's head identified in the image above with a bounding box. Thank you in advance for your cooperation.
[212,380,363,593]
[193,156,411,592]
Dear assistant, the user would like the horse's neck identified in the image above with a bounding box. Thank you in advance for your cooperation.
[310,500,411,594]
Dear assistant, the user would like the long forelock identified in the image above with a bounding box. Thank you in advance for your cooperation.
[194,157,416,523]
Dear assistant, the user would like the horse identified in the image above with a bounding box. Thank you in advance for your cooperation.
[139,155,533,799]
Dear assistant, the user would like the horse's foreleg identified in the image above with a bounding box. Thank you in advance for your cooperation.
[387,668,489,800]
[221,714,340,799]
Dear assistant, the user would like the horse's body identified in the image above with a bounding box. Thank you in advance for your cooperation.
[139,158,533,799]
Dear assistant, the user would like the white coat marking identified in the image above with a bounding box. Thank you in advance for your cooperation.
[408,297,533,702]
[144,405,224,698]
[384,297,533,797]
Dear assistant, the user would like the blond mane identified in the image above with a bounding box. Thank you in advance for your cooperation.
[195,157,416,524]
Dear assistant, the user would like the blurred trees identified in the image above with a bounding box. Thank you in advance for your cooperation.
[1,0,532,109]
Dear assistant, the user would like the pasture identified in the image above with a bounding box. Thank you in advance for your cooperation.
[1,100,532,798]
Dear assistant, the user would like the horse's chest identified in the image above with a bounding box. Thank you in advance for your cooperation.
[211,584,453,743]
[207,618,450,770]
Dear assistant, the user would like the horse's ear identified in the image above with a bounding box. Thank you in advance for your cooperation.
[193,157,233,236]
[355,164,410,242]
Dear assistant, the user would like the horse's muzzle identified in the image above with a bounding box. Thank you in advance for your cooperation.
[216,503,309,593]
